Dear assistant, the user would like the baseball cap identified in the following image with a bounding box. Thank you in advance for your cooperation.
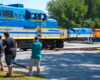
[35,36,39,40]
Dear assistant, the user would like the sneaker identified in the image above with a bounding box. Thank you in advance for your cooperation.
[6,73,11,77]
[37,75,40,77]
[26,74,31,77]
[1,68,3,71]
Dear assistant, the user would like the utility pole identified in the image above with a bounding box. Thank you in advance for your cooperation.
[90,18,92,42]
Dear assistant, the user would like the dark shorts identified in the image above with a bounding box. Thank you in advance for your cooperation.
[5,53,16,65]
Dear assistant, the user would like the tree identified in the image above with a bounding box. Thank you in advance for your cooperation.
[80,19,95,28]
[84,0,100,28]
[47,0,88,28]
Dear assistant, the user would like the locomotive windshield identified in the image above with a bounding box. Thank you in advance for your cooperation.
[38,14,40,20]
[41,14,46,20]
[30,14,46,20]
[31,13,36,20]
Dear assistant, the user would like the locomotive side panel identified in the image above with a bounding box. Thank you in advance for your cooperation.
[42,29,61,39]
[27,28,37,38]
[17,28,28,38]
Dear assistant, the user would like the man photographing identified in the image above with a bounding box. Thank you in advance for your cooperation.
[27,36,42,77]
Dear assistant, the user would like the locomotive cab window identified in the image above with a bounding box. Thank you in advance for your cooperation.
[71,29,75,32]
[81,30,85,32]
[38,14,41,20]
[41,14,46,20]
[31,14,36,20]
[2,10,13,17]
[75,30,79,32]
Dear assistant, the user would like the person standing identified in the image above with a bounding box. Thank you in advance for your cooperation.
[27,36,42,77]
[0,35,4,71]
[2,32,17,77]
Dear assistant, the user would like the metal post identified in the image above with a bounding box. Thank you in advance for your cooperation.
[90,18,92,42]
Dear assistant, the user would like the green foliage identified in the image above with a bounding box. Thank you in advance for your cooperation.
[46,0,100,28]
[94,18,100,28]
[84,0,100,28]
[47,0,88,28]
[84,0,100,19]
[80,19,95,28]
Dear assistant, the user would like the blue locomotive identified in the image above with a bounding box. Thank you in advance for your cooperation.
[0,4,67,50]
[67,27,93,41]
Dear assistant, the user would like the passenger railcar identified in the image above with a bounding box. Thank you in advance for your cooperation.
[0,4,67,50]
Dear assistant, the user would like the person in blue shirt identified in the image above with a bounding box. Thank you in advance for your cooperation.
[27,36,42,77]
[0,35,4,71]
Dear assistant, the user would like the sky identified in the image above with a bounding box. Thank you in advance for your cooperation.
[0,0,51,14]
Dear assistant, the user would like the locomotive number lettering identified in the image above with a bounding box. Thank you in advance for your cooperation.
[3,28,12,31]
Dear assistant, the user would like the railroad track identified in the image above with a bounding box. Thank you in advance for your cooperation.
[66,41,94,44]
[56,47,100,51]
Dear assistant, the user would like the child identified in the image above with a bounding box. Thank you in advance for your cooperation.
[0,35,4,71]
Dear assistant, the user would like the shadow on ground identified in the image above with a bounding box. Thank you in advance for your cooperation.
[14,51,100,80]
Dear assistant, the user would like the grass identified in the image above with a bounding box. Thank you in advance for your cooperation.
[0,70,50,80]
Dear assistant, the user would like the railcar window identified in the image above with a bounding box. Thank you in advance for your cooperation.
[98,32,99,35]
[2,10,13,17]
[31,14,36,20]
[38,14,40,20]
[0,10,1,16]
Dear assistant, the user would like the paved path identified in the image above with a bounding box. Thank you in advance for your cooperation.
[3,50,100,80]
[64,42,100,49]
